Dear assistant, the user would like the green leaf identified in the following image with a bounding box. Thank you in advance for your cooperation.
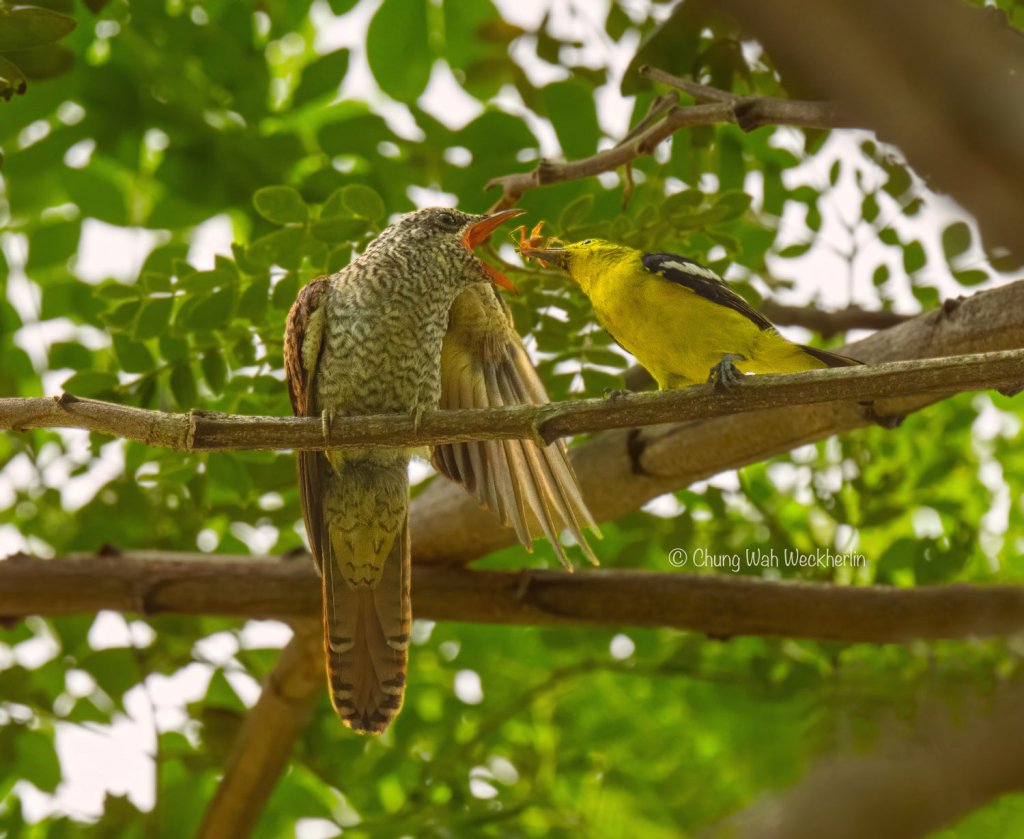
[342,184,385,222]
[79,648,139,705]
[180,287,236,332]
[542,80,600,160]
[292,48,349,109]
[15,730,60,793]
[310,215,369,243]
[0,4,76,51]
[366,0,430,103]
[170,363,198,409]
[49,341,91,370]
[176,268,235,294]
[246,226,305,269]
[712,191,752,222]
[862,193,879,223]
[878,228,900,247]
[873,265,890,286]
[159,335,189,363]
[253,186,309,225]
[954,269,987,286]
[0,54,27,100]
[606,2,631,39]
[828,160,840,186]
[778,244,810,259]
[134,297,174,341]
[902,240,926,274]
[237,275,270,323]
[942,221,972,260]
[200,348,227,394]
[559,194,594,233]
[912,284,940,309]
[2,43,74,80]
[112,333,156,374]
[327,0,359,11]
[661,189,704,217]
[100,299,141,329]
[141,271,172,293]
[271,271,301,310]
[62,370,118,397]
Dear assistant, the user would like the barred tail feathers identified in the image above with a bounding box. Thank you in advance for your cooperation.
[323,509,411,734]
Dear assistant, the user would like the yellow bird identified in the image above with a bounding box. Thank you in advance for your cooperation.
[518,237,861,389]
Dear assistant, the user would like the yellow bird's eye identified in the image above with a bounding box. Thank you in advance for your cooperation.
[582,239,593,245]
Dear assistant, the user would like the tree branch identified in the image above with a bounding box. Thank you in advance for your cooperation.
[485,100,737,211]
[638,65,853,131]
[484,63,852,211]
[5,553,1024,645]
[196,620,322,839]
[2,349,1022,450]
[705,0,1024,260]
[759,301,913,339]
[716,685,1024,839]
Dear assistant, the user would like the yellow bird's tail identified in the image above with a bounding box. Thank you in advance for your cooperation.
[797,344,862,369]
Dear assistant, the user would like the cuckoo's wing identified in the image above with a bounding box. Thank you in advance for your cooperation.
[433,284,599,567]
[284,276,329,574]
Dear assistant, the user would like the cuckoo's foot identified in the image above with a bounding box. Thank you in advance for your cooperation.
[708,353,746,391]
[321,409,335,446]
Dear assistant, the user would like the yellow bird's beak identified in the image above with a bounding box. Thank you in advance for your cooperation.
[462,208,525,294]
[518,246,568,270]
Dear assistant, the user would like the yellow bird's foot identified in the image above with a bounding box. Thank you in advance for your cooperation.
[708,354,746,391]
[321,409,335,446]
[603,387,629,402]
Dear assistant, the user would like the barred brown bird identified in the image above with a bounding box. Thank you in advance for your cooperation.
[284,207,597,734]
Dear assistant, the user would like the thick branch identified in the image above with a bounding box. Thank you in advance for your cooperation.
[196,621,322,839]
[411,279,1024,564]
[718,686,1024,839]
[5,553,1024,645]
[759,301,913,339]
[2,349,1021,450]
[705,0,1024,260]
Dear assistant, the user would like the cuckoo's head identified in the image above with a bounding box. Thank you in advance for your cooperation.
[369,207,523,293]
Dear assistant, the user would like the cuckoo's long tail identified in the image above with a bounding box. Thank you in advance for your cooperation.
[323,511,411,734]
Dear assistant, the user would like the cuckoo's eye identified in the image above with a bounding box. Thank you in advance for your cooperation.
[437,211,458,228]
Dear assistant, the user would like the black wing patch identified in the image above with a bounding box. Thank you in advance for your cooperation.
[641,252,773,332]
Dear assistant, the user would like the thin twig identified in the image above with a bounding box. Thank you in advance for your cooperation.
[485,65,852,212]
[638,65,853,131]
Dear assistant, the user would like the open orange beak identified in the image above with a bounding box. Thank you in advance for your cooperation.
[462,208,526,293]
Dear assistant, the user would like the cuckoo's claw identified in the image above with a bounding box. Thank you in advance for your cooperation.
[321,409,335,446]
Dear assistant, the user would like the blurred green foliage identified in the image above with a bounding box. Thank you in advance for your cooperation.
[1,0,1024,836]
